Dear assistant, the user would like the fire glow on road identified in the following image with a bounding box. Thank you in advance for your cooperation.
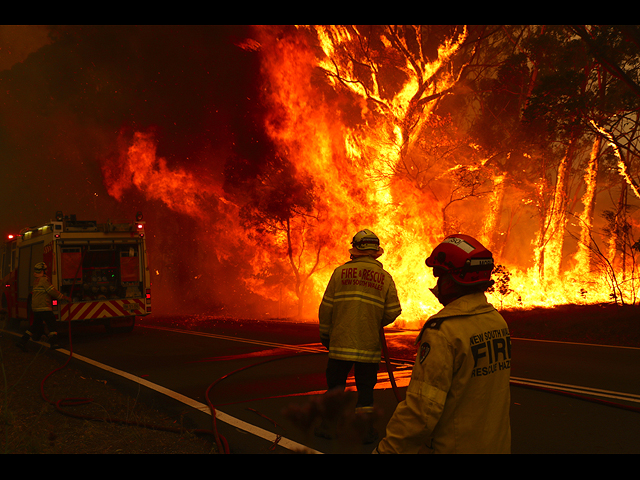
[142,324,638,407]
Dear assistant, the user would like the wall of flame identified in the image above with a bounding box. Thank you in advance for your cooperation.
[2,26,637,329]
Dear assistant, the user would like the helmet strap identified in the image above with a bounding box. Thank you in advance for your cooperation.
[433,275,494,306]
[432,275,461,306]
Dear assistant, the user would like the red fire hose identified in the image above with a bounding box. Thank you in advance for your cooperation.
[39,251,86,408]
[37,254,220,450]
[38,283,637,455]
[40,313,238,452]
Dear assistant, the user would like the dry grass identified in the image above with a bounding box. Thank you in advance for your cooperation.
[0,332,217,454]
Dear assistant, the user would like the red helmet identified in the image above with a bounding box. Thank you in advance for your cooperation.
[425,234,494,286]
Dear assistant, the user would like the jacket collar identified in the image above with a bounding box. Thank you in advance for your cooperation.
[348,255,383,268]
[416,292,496,344]
[431,292,496,320]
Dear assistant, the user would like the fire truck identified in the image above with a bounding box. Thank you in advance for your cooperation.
[1,211,151,333]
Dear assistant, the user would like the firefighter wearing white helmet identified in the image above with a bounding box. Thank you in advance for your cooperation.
[317,229,402,443]
[375,234,511,454]
[16,262,72,351]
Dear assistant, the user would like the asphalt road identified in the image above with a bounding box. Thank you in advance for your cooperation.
[4,315,640,453]
[509,338,640,453]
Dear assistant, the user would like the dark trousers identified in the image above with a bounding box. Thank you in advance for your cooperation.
[325,358,379,407]
[25,310,58,342]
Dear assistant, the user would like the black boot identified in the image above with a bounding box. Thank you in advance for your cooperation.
[355,406,379,445]
[48,333,60,349]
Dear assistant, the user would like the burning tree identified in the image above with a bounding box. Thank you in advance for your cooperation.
[223,150,327,317]
[250,25,640,317]
[252,25,496,320]
[521,26,640,296]
[99,25,640,322]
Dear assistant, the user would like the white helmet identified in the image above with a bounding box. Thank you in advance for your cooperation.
[349,229,384,258]
[34,262,47,272]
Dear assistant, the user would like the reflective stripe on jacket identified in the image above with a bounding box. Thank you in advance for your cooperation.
[319,255,402,363]
[31,277,65,312]
[376,292,511,453]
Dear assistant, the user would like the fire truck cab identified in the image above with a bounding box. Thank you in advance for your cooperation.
[1,211,151,333]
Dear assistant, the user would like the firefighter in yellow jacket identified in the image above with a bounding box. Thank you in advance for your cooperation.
[317,229,402,442]
[17,262,71,351]
[375,234,511,453]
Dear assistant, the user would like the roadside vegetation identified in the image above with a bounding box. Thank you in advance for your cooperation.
[0,332,216,454]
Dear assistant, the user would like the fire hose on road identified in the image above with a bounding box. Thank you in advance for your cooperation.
[36,254,221,449]
[34,308,639,454]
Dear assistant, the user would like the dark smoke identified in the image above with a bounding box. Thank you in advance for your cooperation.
[0,25,274,316]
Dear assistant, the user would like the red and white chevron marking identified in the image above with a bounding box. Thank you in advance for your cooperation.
[61,299,145,321]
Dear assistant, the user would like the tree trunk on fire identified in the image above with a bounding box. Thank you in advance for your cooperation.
[608,181,629,277]
[284,217,324,319]
[573,135,602,274]
[535,135,578,281]
[481,173,506,256]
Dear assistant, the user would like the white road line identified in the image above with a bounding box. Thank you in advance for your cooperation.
[61,348,323,454]
[1,329,322,454]
[10,325,636,451]
[510,376,640,404]
[512,337,640,350]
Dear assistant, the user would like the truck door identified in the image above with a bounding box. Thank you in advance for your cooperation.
[18,241,44,302]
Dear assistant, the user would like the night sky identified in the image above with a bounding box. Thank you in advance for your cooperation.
[0,25,271,315]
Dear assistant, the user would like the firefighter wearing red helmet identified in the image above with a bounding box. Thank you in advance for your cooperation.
[317,229,402,443]
[375,234,511,453]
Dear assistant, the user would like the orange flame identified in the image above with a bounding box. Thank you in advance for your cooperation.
[255,25,482,323]
[102,26,639,328]
[103,131,215,219]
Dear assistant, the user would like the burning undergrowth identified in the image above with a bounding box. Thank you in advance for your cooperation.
[5,26,638,327]
[100,26,640,327]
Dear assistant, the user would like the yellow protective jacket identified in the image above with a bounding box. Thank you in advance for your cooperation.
[376,292,511,453]
[31,276,65,312]
[319,255,402,363]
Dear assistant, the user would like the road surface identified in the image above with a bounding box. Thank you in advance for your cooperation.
[3,315,640,453]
